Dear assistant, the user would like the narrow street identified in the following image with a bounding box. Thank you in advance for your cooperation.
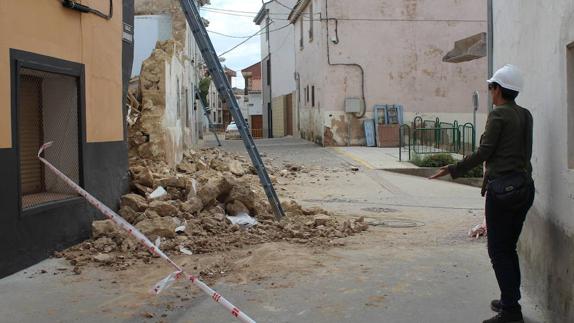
[1,1,571,322]
[0,138,548,323]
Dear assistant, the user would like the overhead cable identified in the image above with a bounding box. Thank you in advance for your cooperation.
[203,6,290,16]
[274,0,294,10]
[218,23,291,57]
[208,20,291,39]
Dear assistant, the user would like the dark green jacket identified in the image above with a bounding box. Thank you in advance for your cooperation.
[448,101,533,193]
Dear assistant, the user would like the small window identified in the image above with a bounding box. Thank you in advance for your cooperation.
[300,19,304,49]
[312,85,315,107]
[309,2,314,41]
[193,88,197,111]
[567,43,574,168]
[304,87,307,104]
[185,88,190,127]
[176,78,181,118]
[17,69,80,209]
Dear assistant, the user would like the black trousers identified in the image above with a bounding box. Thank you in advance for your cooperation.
[485,182,535,311]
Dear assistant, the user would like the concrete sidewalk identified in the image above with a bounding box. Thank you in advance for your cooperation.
[329,147,417,170]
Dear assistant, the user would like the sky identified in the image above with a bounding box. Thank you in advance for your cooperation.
[201,0,268,89]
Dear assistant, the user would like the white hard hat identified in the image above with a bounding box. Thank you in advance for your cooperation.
[487,64,524,92]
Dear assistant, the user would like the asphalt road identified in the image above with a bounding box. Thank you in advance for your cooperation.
[0,137,549,323]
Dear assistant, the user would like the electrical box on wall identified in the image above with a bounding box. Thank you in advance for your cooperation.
[345,98,364,113]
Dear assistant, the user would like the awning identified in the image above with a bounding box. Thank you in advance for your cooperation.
[443,32,486,63]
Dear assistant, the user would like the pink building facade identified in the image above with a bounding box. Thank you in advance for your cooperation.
[290,0,488,146]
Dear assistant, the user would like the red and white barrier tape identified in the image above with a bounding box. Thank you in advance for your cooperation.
[38,142,256,323]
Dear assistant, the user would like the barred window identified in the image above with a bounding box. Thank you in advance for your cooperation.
[568,43,574,169]
[18,68,80,209]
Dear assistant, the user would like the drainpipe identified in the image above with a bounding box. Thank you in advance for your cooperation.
[487,0,494,112]
[325,0,367,146]
[295,72,301,135]
[266,11,273,138]
[473,90,479,141]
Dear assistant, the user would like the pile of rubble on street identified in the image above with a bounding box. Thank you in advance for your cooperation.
[60,148,368,272]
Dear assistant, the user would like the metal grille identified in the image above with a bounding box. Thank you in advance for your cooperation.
[399,124,411,161]
[400,116,476,161]
[18,68,80,209]
[412,127,460,154]
[459,122,476,156]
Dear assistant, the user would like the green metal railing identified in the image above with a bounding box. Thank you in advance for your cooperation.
[399,124,411,162]
[413,116,423,129]
[413,127,459,155]
[459,122,476,156]
[398,116,476,161]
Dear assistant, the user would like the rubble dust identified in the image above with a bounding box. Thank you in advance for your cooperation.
[60,148,368,271]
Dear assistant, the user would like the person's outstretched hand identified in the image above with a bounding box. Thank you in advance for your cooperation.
[429,166,450,179]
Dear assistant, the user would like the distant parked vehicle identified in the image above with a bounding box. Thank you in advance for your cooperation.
[225,121,240,140]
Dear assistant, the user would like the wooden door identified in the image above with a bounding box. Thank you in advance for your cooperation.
[19,75,44,194]
[251,115,263,138]
[286,94,293,136]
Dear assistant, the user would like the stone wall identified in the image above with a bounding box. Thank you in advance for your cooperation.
[129,40,197,168]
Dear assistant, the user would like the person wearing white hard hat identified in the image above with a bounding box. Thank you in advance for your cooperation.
[430,64,534,323]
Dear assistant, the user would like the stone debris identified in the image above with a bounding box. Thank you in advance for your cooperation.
[61,148,367,270]
[226,213,258,228]
[93,253,115,264]
[135,217,178,240]
[149,186,168,199]
[121,194,148,212]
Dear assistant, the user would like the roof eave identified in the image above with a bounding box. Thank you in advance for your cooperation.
[288,0,311,23]
[254,7,268,24]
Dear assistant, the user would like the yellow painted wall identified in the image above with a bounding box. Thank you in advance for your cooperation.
[272,96,285,138]
[0,0,124,148]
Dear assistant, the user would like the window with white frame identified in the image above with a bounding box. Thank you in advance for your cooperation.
[567,43,574,169]
[309,1,314,41]
[300,18,304,49]
[312,85,315,107]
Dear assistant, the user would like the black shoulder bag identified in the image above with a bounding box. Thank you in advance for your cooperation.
[486,107,533,207]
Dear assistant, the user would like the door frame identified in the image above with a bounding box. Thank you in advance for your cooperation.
[10,49,86,215]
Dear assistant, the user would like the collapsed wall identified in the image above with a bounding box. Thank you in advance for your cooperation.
[130,35,205,168]
[134,0,187,45]
[129,40,187,167]
[130,0,210,168]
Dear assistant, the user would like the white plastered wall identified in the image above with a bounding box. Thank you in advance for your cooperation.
[295,0,488,145]
[493,0,574,233]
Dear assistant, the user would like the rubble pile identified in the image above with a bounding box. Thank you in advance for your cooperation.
[61,149,367,270]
